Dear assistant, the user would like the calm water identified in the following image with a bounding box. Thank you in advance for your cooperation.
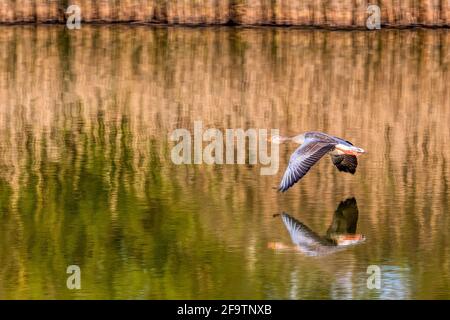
[0,25,449,299]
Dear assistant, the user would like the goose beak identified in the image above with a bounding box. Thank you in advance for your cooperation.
[356,148,366,155]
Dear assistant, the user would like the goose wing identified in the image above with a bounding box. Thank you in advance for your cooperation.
[278,138,336,192]
[280,213,326,247]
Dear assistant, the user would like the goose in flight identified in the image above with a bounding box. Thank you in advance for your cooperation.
[268,198,365,256]
[272,131,366,192]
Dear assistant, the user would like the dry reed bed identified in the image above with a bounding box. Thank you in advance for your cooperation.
[0,1,450,27]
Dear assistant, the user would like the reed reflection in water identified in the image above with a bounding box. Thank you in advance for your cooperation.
[0,25,449,299]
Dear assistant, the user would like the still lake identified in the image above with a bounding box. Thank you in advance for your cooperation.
[0,25,449,299]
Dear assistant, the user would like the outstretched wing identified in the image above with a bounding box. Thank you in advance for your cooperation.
[280,213,325,246]
[331,154,358,174]
[278,139,336,192]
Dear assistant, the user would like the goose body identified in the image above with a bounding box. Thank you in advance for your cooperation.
[274,131,366,192]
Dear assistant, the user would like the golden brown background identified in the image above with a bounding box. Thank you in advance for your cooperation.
[0,25,449,299]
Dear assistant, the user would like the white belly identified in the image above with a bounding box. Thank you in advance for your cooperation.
[330,146,346,155]
[333,143,365,155]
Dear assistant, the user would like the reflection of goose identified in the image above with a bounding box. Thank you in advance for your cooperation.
[269,198,365,256]
[271,132,365,192]
[326,197,359,240]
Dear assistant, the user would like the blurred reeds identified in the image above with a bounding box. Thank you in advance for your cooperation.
[0,1,450,27]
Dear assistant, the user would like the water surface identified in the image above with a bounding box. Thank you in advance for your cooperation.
[0,25,449,299]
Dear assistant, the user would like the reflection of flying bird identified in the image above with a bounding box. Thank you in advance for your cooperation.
[271,132,366,192]
[326,197,359,239]
[269,198,365,256]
